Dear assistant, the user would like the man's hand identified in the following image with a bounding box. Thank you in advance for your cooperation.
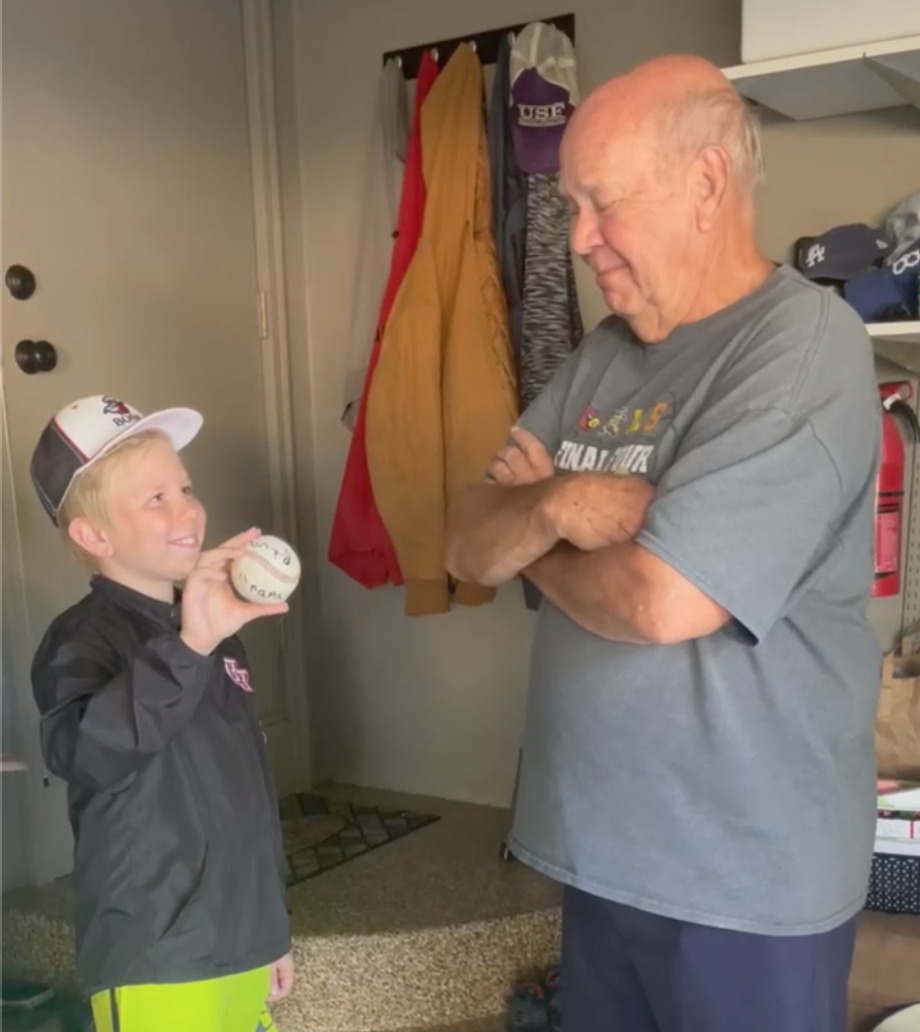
[446,428,655,587]
[267,951,295,1002]
[486,426,654,552]
[487,427,555,486]
[446,425,556,587]
[180,528,289,656]
[548,474,655,552]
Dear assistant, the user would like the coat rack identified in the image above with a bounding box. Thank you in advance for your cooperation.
[382,13,575,81]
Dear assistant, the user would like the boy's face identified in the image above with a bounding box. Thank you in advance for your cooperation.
[85,437,206,599]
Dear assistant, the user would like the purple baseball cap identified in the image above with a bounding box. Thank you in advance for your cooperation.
[509,22,578,176]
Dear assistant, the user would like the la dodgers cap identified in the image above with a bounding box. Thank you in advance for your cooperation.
[794,222,891,282]
[30,394,203,526]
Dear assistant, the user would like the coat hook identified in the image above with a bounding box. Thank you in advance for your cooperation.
[431,46,439,61]
[469,39,477,53]
[395,54,403,70]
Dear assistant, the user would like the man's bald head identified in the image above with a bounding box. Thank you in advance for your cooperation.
[566,54,764,197]
[559,54,771,343]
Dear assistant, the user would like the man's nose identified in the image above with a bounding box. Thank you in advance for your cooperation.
[569,210,598,256]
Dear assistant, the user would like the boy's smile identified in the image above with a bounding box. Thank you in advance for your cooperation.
[169,534,202,549]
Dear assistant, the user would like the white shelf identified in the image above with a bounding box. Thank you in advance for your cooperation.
[723,36,920,120]
[868,322,920,344]
[871,323,920,377]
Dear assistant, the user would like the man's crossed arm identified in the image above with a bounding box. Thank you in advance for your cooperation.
[445,428,729,644]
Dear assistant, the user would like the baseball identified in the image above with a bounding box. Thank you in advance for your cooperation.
[230,534,301,605]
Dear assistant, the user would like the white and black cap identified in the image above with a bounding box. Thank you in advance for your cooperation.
[30,395,203,526]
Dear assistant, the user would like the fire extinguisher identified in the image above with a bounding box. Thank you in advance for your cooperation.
[873,381,920,598]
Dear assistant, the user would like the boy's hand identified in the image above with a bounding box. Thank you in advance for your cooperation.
[267,951,295,1002]
[180,528,289,656]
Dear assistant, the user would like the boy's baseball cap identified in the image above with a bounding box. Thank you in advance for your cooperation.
[30,395,203,526]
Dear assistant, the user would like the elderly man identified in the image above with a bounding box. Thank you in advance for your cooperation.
[446,54,881,1032]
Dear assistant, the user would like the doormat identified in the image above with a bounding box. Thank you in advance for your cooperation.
[1,981,93,1032]
[279,793,441,887]
[507,963,561,1032]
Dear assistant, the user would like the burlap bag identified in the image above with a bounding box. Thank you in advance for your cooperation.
[848,640,920,1028]
[876,646,920,781]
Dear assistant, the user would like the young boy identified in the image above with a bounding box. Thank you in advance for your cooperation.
[29,394,294,1032]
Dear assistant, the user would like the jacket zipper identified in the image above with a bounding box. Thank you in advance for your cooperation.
[108,989,121,1032]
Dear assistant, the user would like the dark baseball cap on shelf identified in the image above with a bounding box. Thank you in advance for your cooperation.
[30,394,203,526]
[843,266,912,323]
[794,223,891,282]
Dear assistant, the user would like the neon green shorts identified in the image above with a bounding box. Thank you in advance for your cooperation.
[90,966,276,1032]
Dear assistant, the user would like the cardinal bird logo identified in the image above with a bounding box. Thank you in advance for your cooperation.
[101,396,133,417]
[577,406,601,431]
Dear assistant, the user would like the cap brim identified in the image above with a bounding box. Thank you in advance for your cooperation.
[96,407,204,460]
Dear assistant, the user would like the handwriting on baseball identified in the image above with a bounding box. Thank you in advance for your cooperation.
[250,539,293,567]
[234,570,288,603]
[246,540,295,599]
[230,534,301,605]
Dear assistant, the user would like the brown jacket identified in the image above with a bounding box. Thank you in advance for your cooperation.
[366,45,518,616]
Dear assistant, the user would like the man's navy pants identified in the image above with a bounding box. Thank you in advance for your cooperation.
[561,886,857,1032]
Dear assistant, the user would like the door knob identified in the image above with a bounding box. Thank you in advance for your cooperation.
[5,264,37,301]
[15,339,58,375]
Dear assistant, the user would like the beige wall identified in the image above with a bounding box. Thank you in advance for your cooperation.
[275,0,920,805]
[3,408,31,891]
[2,630,30,892]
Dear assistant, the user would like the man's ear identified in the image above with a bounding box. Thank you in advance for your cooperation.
[68,517,114,560]
[693,145,730,232]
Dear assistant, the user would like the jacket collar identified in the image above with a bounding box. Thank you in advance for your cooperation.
[91,575,182,628]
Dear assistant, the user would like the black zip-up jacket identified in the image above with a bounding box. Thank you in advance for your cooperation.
[31,576,291,995]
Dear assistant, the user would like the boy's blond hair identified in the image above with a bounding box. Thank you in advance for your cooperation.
[58,429,170,563]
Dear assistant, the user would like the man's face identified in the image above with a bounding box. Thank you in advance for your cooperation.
[561,128,698,342]
[97,437,206,596]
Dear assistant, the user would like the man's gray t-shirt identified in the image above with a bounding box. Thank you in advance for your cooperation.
[510,265,882,935]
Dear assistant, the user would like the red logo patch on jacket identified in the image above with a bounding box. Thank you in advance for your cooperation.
[223,657,253,692]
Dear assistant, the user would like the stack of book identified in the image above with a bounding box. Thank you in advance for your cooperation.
[876,778,920,857]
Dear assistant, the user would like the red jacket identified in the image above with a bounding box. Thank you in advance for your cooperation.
[328,53,439,588]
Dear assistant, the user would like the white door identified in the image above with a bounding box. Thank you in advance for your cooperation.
[1,0,305,884]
